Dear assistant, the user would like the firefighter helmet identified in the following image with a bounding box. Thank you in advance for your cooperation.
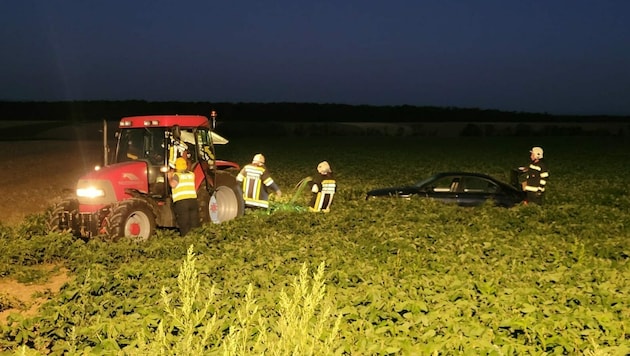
[317,161,331,174]
[175,157,188,171]
[530,147,544,159]
[252,153,265,164]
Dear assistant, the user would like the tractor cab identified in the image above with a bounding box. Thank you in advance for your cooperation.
[113,125,219,198]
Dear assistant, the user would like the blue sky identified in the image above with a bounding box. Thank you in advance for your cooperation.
[1,1,629,115]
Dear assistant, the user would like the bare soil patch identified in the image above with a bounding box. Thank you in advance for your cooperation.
[0,264,72,324]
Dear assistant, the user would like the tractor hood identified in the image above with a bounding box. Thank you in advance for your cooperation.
[76,161,150,206]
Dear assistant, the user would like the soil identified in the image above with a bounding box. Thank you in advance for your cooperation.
[0,265,72,324]
[0,140,103,226]
[0,124,103,325]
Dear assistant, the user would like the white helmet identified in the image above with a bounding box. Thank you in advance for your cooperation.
[252,153,265,164]
[530,147,544,159]
[317,161,331,174]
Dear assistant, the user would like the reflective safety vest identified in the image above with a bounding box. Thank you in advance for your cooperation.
[310,179,336,212]
[239,165,273,208]
[172,172,197,202]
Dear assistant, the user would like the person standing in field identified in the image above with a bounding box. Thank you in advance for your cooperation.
[308,161,336,212]
[519,146,549,205]
[236,153,282,209]
[168,157,200,236]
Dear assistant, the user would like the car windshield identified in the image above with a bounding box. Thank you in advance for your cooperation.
[414,175,438,187]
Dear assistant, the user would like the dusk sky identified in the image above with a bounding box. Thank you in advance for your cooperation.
[1,1,629,115]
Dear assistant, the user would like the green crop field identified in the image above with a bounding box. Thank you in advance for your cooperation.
[1,136,629,355]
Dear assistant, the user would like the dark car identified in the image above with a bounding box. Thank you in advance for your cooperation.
[365,172,525,207]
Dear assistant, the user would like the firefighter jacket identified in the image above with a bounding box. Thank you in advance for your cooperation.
[525,159,549,193]
[168,140,189,168]
[236,164,280,208]
[172,172,197,202]
[309,173,336,212]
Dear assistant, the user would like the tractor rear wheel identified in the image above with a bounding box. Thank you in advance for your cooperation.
[104,198,156,242]
[198,182,244,224]
[210,185,244,223]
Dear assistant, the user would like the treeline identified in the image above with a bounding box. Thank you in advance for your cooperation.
[0,100,627,123]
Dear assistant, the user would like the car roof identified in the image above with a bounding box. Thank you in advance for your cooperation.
[424,171,516,190]
[427,171,519,191]
[431,172,497,179]
[415,171,499,187]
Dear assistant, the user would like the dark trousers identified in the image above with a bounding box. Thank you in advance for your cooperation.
[174,198,200,236]
[526,191,544,205]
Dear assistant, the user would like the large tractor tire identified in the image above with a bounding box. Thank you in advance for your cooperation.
[47,199,79,235]
[198,174,244,224]
[103,198,156,242]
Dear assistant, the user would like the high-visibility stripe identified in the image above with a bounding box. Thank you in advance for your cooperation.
[173,172,197,202]
[321,180,336,194]
[525,185,545,192]
[244,198,269,208]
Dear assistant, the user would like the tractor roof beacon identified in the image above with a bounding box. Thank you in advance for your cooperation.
[48,113,244,242]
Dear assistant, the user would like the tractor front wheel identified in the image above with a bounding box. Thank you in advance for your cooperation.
[104,198,156,242]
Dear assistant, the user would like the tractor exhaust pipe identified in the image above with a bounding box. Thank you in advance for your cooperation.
[103,119,109,166]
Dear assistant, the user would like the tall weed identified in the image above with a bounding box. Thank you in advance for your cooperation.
[136,246,341,355]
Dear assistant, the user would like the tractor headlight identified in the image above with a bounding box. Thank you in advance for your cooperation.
[77,187,105,198]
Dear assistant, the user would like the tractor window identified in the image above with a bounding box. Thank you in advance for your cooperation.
[178,129,197,163]
[196,129,216,163]
[116,128,167,165]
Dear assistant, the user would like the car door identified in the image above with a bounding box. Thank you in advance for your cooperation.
[457,176,497,206]
[425,175,460,204]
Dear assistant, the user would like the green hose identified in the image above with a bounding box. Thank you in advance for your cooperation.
[290,176,313,204]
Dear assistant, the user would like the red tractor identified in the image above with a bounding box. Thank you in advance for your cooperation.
[48,114,245,241]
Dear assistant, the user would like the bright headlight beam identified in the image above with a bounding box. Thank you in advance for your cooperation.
[77,187,105,198]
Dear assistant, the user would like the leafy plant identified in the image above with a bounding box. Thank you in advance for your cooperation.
[1,136,629,355]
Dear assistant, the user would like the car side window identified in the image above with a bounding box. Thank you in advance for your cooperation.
[462,177,498,193]
[432,176,459,192]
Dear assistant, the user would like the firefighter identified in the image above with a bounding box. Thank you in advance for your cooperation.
[168,157,200,236]
[308,161,336,212]
[236,153,282,209]
[521,146,549,205]
[168,139,189,169]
